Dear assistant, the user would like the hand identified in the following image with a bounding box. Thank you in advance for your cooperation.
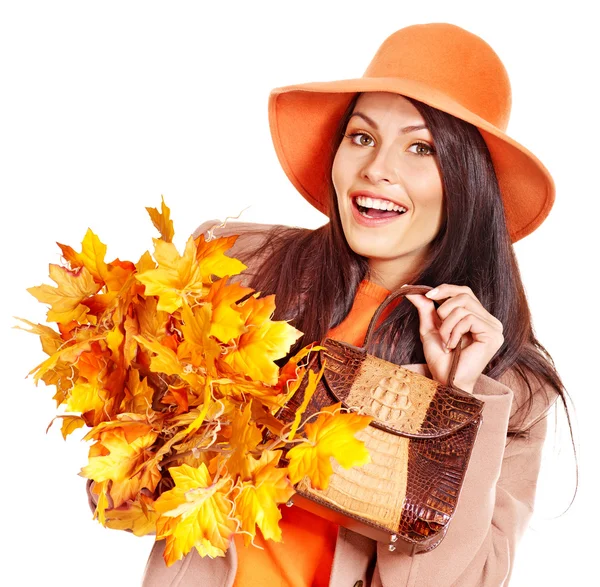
[404,284,504,394]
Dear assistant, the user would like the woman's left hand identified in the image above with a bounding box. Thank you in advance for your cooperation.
[404,284,504,394]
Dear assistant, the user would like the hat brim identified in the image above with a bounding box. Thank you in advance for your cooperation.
[268,78,555,243]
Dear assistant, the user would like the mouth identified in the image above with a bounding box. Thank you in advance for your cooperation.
[351,193,409,221]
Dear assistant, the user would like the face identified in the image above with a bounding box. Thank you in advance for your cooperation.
[332,92,445,287]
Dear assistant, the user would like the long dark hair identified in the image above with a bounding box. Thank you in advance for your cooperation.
[237,93,574,440]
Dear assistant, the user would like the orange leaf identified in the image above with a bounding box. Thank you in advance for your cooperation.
[146,196,175,243]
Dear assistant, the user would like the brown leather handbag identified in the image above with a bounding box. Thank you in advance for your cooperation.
[277,285,484,554]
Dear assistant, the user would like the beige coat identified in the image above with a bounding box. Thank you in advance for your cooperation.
[133,221,558,586]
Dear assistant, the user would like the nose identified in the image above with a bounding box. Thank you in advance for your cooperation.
[360,146,399,185]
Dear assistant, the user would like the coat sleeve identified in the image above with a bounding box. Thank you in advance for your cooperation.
[372,372,557,587]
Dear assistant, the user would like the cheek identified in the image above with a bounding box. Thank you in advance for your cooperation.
[331,151,344,192]
[415,171,444,212]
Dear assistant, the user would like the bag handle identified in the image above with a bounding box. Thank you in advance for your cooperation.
[364,285,463,389]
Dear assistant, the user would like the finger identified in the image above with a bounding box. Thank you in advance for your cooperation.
[438,306,501,343]
[404,294,441,336]
[425,283,477,303]
[446,312,504,350]
[427,287,503,332]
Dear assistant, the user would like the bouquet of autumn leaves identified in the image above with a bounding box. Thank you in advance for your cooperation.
[19,199,373,566]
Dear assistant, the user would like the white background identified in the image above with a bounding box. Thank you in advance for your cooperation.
[1,1,597,585]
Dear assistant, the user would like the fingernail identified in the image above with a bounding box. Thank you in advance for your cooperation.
[425,288,439,298]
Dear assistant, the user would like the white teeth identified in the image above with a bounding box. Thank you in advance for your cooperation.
[355,195,407,213]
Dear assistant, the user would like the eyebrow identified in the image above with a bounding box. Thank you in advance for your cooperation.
[349,111,428,134]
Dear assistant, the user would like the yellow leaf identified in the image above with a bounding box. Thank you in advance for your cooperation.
[222,295,302,385]
[136,250,156,274]
[134,336,184,376]
[104,494,157,536]
[58,228,108,282]
[57,415,86,439]
[65,381,106,421]
[29,335,98,385]
[205,278,253,344]
[146,196,175,243]
[136,236,204,313]
[78,228,109,282]
[13,318,63,356]
[121,369,155,414]
[286,403,372,490]
[234,450,294,545]
[155,463,236,566]
[287,360,326,441]
[195,233,247,282]
[81,427,160,507]
[91,480,110,525]
[178,302,221,374]
[225,404,262,480]
[28,264,102,324]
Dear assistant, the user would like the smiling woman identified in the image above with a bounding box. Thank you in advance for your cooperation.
[333,93,445,290]
[137,22,575,587]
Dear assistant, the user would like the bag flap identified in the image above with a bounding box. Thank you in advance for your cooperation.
[318,338,484,439]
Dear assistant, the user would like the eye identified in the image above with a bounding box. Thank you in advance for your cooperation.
[409,141,436,157]
[345,132,375,147]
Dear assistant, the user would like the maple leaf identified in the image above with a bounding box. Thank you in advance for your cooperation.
[104,493,157,536]
[194,233,247,282]
[286,403,373,490]
[57,228,108,283]
[154,463,237,566]
[204,278,253,344]
[121,369,155,414]
[178,302,221,374]
[234,450,294,546]
[136,250,156,274]
[13,318,63,356]
[46,415,86,439]
[81,426,161,507]
[134,336,184,376]
[146,196,175,243]
[65,380,107,425]
[222,295,303,385]
[225,404,262,480]
[287,360,327,441]
[28,264,102,324]
[136,236,204,313]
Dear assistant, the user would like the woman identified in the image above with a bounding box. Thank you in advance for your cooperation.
[141,23,571,586]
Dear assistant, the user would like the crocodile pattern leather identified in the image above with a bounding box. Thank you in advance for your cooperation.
[276,286,484,552]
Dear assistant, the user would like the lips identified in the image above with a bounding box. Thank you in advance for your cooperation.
[349,190,410,211]
[350,194,408,227]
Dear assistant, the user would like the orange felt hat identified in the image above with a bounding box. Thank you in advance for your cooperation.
[268,23,555,243]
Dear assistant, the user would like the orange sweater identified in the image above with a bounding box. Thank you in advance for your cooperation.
[233,280,392,587]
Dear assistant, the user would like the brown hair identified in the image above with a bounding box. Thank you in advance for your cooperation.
[238,93,574,443]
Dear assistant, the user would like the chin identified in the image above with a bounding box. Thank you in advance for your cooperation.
[346,238,402,261]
